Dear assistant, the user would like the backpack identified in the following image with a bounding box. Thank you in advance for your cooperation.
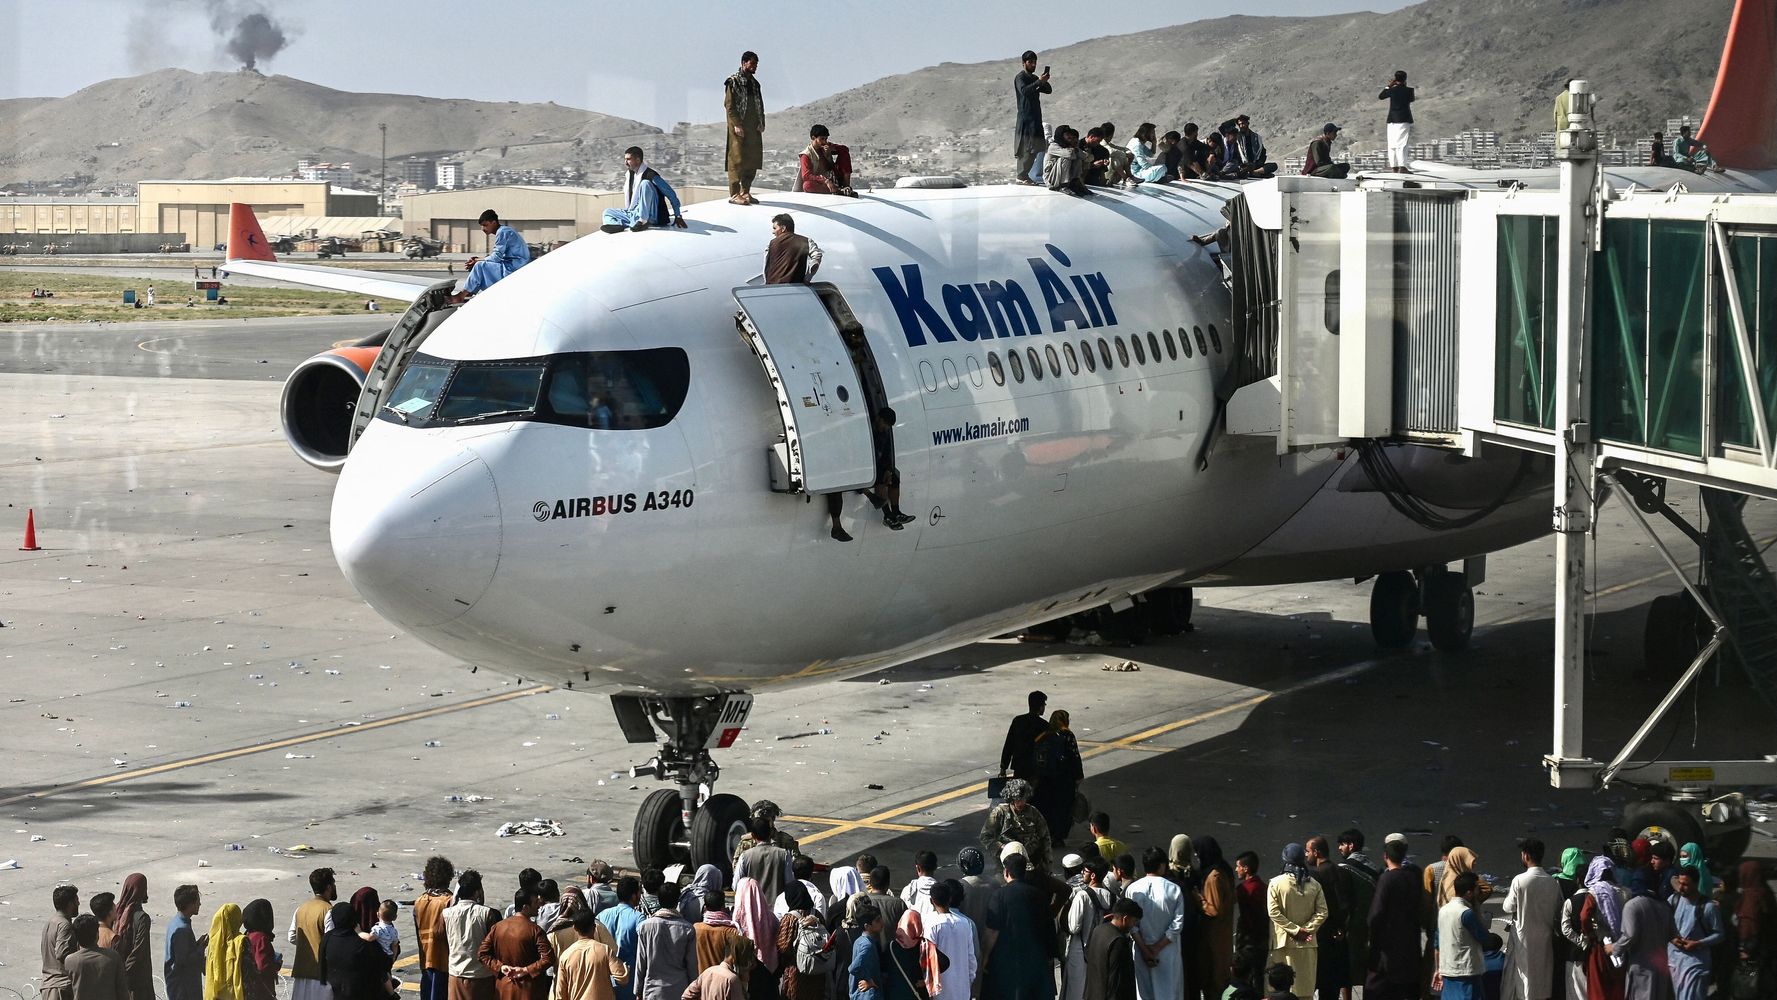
[795,919,835,977]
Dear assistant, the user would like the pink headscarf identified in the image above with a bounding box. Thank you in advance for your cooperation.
[895,908,943,997]
[732,877,779,970]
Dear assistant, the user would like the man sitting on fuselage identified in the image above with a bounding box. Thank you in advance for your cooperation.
[602,146,689,234]
[449,209,530,303]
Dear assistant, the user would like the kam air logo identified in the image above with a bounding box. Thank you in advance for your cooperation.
[872,243,1119,348]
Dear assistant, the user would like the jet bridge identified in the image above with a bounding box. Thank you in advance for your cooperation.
[1221,82,1777,860]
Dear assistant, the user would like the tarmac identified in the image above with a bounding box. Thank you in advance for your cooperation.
[1,315,1773,988]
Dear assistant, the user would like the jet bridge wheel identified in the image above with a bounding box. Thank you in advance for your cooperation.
[1424,573,1474,652]
[1369,571,1419,649]
[634,789,690,874]
[689,792,751,880]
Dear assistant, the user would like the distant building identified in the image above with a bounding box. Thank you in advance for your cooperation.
[136,178,379,247]
[297,160,355,184]
[0,193,143,235]
[403,158,437,189]
[436,162,463,190]
[403,183,729,250]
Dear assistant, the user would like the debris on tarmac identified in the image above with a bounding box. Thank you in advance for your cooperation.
[496,819,565,838]
[1103,660,1140,672]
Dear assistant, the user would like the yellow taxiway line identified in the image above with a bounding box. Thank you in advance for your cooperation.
[0,687,552,808]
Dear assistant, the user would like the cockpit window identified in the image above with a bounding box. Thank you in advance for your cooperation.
[376,349,690,430]
[437,362,548,423]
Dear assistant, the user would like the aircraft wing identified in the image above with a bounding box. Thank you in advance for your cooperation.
[222,202,443,304]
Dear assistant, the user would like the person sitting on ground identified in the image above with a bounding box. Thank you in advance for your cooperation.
[1672,124,1725,173]
[799,124,858,196]
[1081,127,1115,186]
[1265,962,1301,1000]
[1232,115,1277,178]
[449,210,530,303]
[1302,123,1351,179]
[1044,125,1093,196]
[601,146,688,234]
[1128,123,1169,184]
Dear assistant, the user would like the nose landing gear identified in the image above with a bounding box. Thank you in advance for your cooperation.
[617,693,755,878]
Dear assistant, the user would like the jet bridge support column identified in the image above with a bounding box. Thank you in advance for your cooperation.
[1547,81,1604,789]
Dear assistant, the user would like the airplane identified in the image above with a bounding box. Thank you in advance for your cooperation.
[225,0,1776,876]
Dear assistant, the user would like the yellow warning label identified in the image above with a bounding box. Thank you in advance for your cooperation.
[1667,766,1715,782]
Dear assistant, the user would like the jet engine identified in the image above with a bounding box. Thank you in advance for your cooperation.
[281,345,381,473]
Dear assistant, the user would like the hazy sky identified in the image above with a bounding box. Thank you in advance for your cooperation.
[2,0,1415,126]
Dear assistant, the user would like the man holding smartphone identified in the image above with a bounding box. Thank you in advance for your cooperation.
[1013,50,1053,184]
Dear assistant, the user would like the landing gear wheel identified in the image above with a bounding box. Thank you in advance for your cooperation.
[1624,799,1706,856]
[1370,571,1419,649]
[1424,574,1474,652]
[689,792,750,879]
[1098,606,1150,646]
[1143,588,1196,636]
[634,789,689,874]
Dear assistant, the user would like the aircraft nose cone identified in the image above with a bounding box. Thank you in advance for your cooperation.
[331,431,501,628]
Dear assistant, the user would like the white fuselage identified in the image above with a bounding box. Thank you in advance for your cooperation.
[329,182,1547,697]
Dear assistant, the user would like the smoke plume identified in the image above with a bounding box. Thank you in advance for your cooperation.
[208,3,291,71]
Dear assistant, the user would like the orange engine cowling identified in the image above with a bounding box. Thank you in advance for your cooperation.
[281,345,381,472]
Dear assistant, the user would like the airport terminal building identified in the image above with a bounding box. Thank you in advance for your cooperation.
[403,183,729,251]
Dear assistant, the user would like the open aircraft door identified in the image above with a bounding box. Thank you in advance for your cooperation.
[733,284,878,495]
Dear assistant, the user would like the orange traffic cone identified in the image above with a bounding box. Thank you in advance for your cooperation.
[20,508,40,551]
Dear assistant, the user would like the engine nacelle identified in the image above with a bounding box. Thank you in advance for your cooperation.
[281,346,381,473]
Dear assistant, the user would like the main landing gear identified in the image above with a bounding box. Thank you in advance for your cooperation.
[613,693,755,878]
[1368,565,1476,651]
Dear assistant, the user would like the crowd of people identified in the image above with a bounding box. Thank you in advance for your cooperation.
[38,810,1775,1000]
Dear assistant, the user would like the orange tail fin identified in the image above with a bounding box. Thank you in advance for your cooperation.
[1697,0,1777,170]
[226,202,277,262]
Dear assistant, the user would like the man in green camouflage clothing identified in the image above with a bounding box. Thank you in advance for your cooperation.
[729,800,799,870]
[978,779,1053,874]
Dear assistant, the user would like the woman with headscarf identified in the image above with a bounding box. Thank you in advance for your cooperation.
[1674,844,1713,898]
[827,867,865,932]
[775,881,828,1000]
[1169,835,1205,1000]
[350,888,394,996]
[682,865,724,925]
[1438,848,1493,908]
[1267,844,1329,991]
[326,901,386,1000]
[733,876,781,999]
[1030,710,1084,846]
[240,899,283,1000]
[1580,856,1627,1000]
[884,909,943,1000]
[1196,835,1237,1000]
[109,872,154,1000]
[1557,850,1594,1000]
[206,903,247,1000]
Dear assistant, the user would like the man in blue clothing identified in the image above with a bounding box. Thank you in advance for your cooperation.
[595,876,645,1000]
[848,901,886,1000]
[602,147,688,234]
[450,209,530,303]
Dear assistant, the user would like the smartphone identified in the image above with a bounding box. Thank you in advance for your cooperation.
[1043,66,1050,76]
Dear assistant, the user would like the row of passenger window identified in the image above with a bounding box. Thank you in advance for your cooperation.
[985,325,1223,387]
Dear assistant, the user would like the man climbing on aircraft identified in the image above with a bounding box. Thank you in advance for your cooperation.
[763,214,823,284]
[601,148,688,234]
[448,210,530,303]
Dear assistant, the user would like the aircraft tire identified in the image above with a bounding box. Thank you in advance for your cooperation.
[1424,574,1474,652]
[1143,589,1195,636]
[633,789,688,874]
[689,792,751,880]
[1624,799,1706,857]
[1370,571,1418,649]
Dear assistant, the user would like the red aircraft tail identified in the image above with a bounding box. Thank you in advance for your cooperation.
[226,202,277,262]
[1696,0,1777,171]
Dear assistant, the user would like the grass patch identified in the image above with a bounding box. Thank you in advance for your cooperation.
[0,272,405,323]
